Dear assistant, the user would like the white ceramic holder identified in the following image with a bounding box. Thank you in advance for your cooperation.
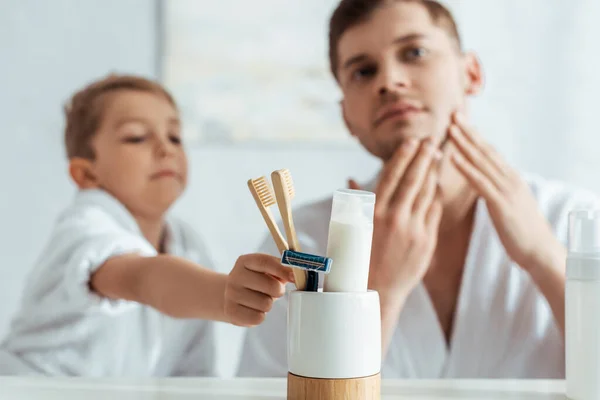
[287,290,381,400]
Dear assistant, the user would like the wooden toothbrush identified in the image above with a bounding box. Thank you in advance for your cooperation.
[271,169,308,291]
[247,176,289,254]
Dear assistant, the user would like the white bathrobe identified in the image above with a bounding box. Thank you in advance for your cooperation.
[237,173,600,379]
[0,189,216,377]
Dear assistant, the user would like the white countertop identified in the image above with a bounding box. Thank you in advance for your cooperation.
[0,378,567,399]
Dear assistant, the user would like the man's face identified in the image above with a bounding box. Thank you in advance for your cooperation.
[337,2,480,161]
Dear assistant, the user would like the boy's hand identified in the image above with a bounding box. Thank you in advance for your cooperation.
[224,254,295,327]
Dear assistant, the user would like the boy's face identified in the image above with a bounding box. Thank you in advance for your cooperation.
[337,2,481,161]
[79,90,188,218]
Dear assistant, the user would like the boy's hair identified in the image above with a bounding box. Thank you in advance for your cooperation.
[328,0,462,79]
[64,74,176,160]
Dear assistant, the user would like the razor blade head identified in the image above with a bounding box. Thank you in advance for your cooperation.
[281,250,332,274]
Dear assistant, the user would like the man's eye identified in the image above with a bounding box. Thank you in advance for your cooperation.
[404,47,429,61]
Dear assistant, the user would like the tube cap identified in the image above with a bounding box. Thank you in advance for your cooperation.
[567,210,600,280]
[330,189,375,225]
[569,210,600,256]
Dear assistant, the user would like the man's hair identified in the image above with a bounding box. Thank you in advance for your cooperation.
[64,74,176,160]
[328,0,462,79]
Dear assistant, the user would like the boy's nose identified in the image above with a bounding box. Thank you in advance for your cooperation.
[156,139,176,158]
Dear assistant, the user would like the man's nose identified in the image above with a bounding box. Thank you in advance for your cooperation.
[376,61,409,97]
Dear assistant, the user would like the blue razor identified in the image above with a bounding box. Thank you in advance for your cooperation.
[280,250,332,274]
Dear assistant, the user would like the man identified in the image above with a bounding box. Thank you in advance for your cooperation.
[238,0,599,378]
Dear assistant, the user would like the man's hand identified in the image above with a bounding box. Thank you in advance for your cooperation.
[368,138,443,297]
[449,111,567,334]
[350,138,444,355]
[224,254,295,328]
[449,112,566,274]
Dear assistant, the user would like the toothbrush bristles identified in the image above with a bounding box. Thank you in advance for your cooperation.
[251,176,276,207]
[280,169,295,199]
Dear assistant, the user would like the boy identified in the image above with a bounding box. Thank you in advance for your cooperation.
[0,74,294,376]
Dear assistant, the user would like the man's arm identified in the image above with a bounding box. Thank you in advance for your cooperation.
[525,245,567,335]
[377,288,412,356]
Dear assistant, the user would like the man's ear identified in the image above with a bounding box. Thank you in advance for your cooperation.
[463,52,484,96]
[69,157,99,189]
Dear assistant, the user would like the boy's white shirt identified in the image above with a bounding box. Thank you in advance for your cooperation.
[237,173,600,379]
[0,189,216,377]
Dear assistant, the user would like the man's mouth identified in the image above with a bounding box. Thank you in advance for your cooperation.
[374,103,423,127]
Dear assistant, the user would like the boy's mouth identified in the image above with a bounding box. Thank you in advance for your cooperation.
[151,169,181,180]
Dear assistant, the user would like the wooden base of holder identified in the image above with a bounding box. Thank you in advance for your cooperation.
[287,372,381,400]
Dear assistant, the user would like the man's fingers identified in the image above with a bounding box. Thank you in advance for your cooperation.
[448,124,506,192]
[452,112,508,177]
[412,167,438,219]
[425,190,443,230]
[376,139,420,208]
[348,178,362,190]
[240,254,294,283]
[451,151,503,207]
[391,139,441,209]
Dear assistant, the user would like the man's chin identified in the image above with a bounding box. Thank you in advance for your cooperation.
[385,118,446,140]
[377,136,429,160]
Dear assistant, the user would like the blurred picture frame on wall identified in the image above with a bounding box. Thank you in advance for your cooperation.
[160,0,353,147]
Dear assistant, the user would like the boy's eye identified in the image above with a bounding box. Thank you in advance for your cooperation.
[169,134,182,145]
[352,64,377,82]
[122,136,146,144]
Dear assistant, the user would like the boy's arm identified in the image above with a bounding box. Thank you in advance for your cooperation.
[90,253,294,325]
[91,254,229,321]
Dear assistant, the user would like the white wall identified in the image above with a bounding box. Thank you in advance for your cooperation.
[447,0,600,189]
[0,0,380,377]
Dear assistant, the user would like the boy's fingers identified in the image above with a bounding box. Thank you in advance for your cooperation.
[242,271,286,298]
[229,305,265,327]
[241,254,294,283]
[235,288,275,313]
